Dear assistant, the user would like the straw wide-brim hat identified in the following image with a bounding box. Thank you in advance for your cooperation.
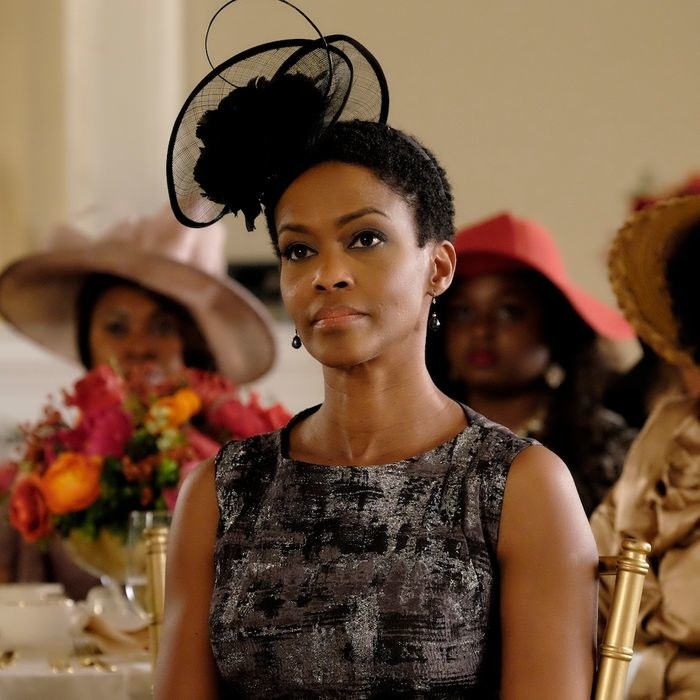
[452,212,634,341]
[609,194,700,369]
[0,206,276,384]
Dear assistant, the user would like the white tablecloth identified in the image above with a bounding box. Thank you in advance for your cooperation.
[0,656,152,700]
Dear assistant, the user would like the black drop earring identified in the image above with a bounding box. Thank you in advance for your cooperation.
[291,331,302,349]
[428,297,440,331]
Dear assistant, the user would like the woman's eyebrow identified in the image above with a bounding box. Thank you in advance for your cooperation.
[278,207,389,236]
[336,207,388,226]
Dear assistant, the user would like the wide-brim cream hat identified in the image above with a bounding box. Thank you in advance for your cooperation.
[609,194,700,369]
[0,206,276,383]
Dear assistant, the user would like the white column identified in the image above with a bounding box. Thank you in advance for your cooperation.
[63,0,183,235]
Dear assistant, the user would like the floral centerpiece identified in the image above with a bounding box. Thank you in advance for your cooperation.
[0,365,290,569]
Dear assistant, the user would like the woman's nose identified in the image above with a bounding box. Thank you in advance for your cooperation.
[467,313,496,339]
[312,252,353,291]
[123,332,160,359]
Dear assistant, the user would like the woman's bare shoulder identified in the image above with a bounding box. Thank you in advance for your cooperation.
[508,444,581,499]
[170,457,219,546]
[499,444,597,563]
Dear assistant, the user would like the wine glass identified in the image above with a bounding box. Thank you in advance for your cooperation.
[124,510,172,621]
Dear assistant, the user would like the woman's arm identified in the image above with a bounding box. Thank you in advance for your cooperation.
[154,457,221,699]
[498,444,598,699]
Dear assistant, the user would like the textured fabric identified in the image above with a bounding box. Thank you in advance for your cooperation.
[591,393,700,699]
[211,405,534,697]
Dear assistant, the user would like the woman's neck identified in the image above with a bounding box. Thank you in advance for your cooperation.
[466,388,550,435]
[289,363,466,466]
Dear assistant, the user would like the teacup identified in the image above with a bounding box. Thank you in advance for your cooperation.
[86,585,148,632]
[0,594,88,657]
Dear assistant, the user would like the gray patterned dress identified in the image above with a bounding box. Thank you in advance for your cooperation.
[210,405,534,698]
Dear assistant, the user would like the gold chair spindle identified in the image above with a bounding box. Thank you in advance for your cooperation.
[144,525,169,669]
[594,537,651,700]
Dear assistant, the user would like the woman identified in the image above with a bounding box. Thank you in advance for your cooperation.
[603,174,700,429]
[0,207,284,599]
[155,11,597,698]
[427,212,636,516]
[0,207,276,384]
[592,195,700,698]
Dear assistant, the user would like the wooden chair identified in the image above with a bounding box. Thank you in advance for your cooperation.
[594,537,651,700]
[144,525,169,669]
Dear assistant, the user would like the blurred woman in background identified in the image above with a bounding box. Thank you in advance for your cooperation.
[592,193,700,698]
[0,207,287,600]
[427,211,636,516]
[604,173,700,428]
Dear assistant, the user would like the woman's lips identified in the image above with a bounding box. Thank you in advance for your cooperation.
[311,307,365,329]
[466,350,498,368]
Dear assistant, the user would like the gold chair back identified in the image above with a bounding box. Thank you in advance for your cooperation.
[144,525,169,669]
[594,537,651,700]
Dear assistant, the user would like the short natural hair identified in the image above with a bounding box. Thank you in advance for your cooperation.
[263,120,455,249]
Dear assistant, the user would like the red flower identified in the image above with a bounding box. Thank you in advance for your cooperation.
[256,398,291,431]
[65,365,126,414]
[208,396,267,438]
[208,392,290,439]
[6,363,291,543]
[184,426,222,460]
[183,369,237,408]
[161,427,221,511]
[0,461,19,494]
[59,406,133,457]
[9,475,53,542]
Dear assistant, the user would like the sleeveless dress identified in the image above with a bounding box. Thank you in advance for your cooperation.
[211,405,534,698]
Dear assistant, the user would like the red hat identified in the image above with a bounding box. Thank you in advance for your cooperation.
[452,212,634,341]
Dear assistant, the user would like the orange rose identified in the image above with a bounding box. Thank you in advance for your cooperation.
[150,388,201,428]
[41,452,102,515]
[8,475,53,542]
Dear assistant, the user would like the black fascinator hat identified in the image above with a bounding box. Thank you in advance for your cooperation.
[167,1,389,231]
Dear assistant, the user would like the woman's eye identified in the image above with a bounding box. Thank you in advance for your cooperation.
[103,320,129,338]
[448,305,526,325]
[150,316,180,337]
[448,306,474,323]
[349,230,384,249]
[282,243,315,261]
[495,304,526,322]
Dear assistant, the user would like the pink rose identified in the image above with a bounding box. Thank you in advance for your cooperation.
[65,365,126,414]
[259,400,292,431]
[183,369,237,410]
[59,406,133,457]
[183,426,221,460]
[208,396,270,438]
[161,427,221,511]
